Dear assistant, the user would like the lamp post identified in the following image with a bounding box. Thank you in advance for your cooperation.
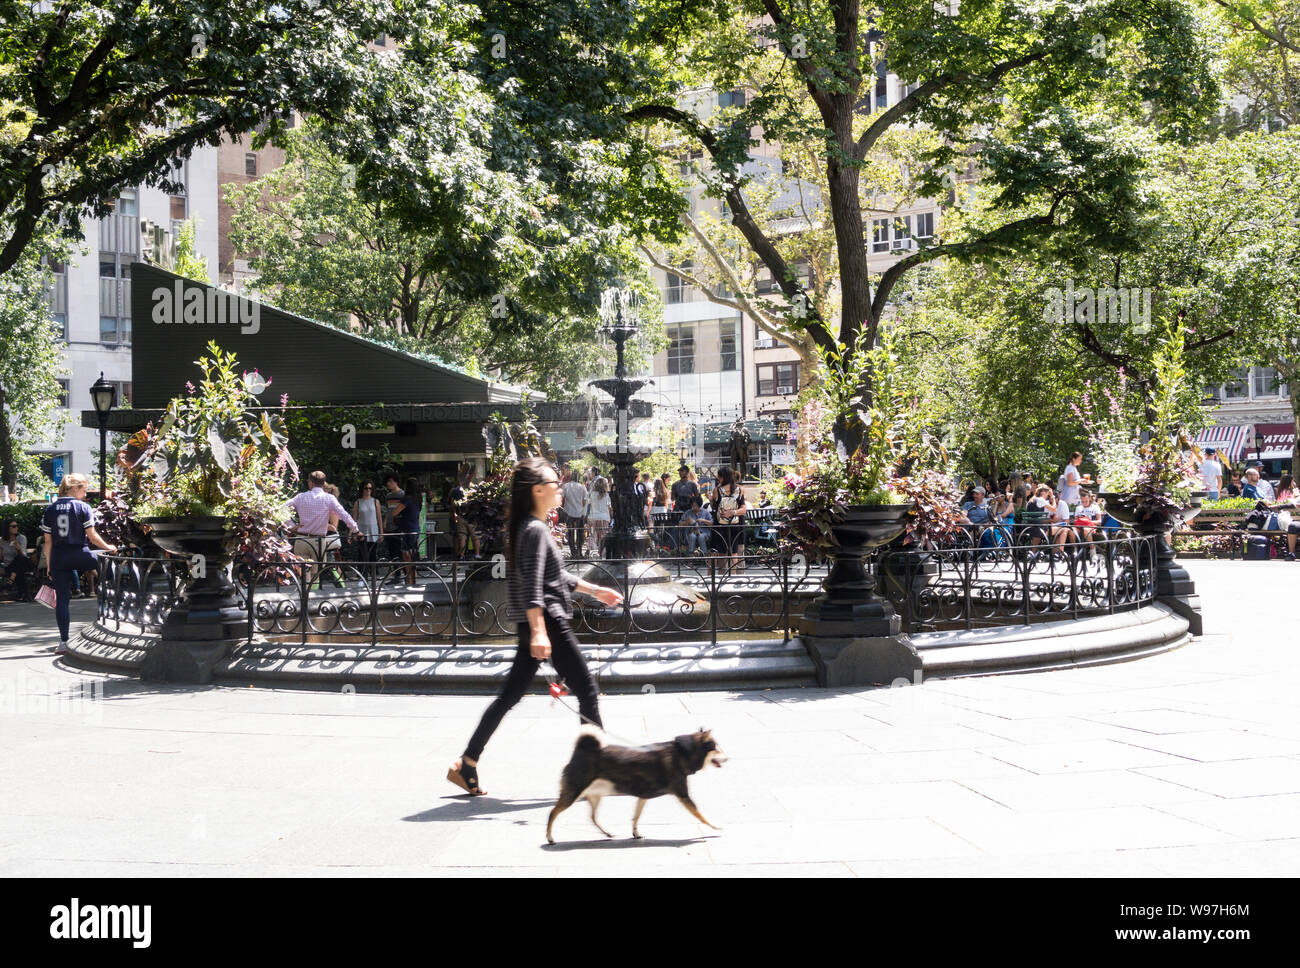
[1255,430,1265,470]
[89,372,117,498]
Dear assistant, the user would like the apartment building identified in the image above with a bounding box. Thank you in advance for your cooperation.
[35,147,221,486]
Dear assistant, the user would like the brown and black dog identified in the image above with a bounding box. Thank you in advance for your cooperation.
[546,726,726,843]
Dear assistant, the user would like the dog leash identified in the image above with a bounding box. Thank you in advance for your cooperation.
[541,661,644,748]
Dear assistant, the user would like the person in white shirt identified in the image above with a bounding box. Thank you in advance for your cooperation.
[286,471,362,585]
[1058,451,1090,506]
[1254,465,1276,501]
[560,469,589,558]
[1199,449,1223,499]
[585,476,612,556]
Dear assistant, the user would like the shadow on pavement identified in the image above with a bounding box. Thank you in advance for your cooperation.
[402,797,555,823]
[540,836,715,851]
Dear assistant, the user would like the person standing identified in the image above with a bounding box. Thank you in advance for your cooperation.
[2,520,35,600]
[635,472,652,528]
[711,465,747,572]
[670,464,699,512]
[394,477,423,584]
[447,458,623,796]
[585,476,612,557]
[40,474,116,654]
[1058,451,1090,507]
[286,471,363,586]
[561,468,588,558]
[352,482,383,563]
[449,469,480,560]
[380,474,405,559]
[1199,448,1223,500]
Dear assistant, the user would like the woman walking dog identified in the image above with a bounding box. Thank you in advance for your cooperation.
[448,458,624,796]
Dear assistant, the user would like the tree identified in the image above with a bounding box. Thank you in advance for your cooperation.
[226,131,658,396]
[899,128,1300,472]
[627,0,1216,450]
[0,0,437,276]
[1208,0,1300,131]
[170,218,211,283]
[0,237,69,493]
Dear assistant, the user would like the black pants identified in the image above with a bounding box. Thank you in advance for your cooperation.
[565,516,586,557]
[464,612,601,762]
[4,556,33,598]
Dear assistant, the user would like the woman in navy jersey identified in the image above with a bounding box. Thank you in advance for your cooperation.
[40,474,116,654]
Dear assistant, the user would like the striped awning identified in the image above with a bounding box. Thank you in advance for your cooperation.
[1194,424,1253,463]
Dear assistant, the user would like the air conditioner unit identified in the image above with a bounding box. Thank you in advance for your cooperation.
[776,385,794,395]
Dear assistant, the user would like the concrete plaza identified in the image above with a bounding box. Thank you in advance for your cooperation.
[1,558,1298,877]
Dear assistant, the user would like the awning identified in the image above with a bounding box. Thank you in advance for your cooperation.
[1194,424,1253,463]
[1253,422,1295,462]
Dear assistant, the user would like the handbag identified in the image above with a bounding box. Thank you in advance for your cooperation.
[35,580,57,609]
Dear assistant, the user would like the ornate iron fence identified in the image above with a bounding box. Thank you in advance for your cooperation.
[95,555,190,633]
[95,531,1160,647]
[878,531,1159,631]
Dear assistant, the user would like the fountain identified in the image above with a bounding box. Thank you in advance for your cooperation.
[581,288,707,616]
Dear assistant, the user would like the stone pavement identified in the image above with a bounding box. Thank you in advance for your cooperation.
[1,559,1298,877]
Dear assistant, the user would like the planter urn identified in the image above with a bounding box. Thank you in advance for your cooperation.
[797,502,921,686]
[137,515,245,683]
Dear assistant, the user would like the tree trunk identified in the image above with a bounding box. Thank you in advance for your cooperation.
[826,155,872,354]
[0,388,16,493]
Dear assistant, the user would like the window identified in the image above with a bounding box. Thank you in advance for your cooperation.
[52,314,67,340]
[893,215,912,249]
[375,33,388,46]
[915,211,935,240]
[757,362,799,396]
[1253,366,1281,397]
[116,189,137,216]
[872,218,891,253]
[111,381,133,407]
[57,380,69,408]
[245,153,258,177]
[100,260,118,278]
[719,318,738,371]
[667,323,695,375]
[667,262,691,303]
[101,316,120,345]
[1223,368,1249,399]
[755,266,775,293]
[170,195,187,220]
[718,89,747,109]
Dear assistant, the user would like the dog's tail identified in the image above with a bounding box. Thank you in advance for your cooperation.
[574,724,606,754]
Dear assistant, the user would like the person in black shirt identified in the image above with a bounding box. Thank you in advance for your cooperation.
[670,464,700,512]
[448,458,623,797]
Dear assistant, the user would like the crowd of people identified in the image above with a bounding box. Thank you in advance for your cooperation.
[558,463,759,565]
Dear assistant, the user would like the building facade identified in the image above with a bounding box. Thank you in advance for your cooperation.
[36,147,221,486]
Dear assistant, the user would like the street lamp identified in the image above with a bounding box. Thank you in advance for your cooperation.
[89,372,117,498]
[1255,429,1265,469]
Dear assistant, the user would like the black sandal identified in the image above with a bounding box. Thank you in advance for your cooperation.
[446,759,486,796]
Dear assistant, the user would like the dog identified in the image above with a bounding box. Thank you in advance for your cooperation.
[546,726,726,843]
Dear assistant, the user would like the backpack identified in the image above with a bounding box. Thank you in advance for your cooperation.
[718,485,741,522]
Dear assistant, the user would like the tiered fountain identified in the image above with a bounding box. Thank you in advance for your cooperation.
[582,288,707,614]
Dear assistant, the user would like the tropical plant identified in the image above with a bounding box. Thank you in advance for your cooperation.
[112,343,300,561]
[779,329,945,559]
[892,470,965,549]
[1072,369,1142,494]
[1128,319,1204,519]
